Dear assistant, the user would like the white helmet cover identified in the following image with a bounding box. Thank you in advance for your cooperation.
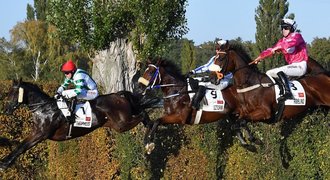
[281,18,297,31]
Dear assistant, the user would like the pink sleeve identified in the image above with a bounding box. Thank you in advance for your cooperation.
[258,48,273,59]
[257,39,282,60]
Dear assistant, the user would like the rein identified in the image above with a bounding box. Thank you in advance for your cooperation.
[217,49,273,93]
[143,63,190,98]
[28,101,51,112]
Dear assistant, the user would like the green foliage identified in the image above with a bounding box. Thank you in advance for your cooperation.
[309,37,330,70]
[195,41,214,66]
[255,0,288,72]
[48,0,188,59]
[181,38,196,73]
[26,3,35,21]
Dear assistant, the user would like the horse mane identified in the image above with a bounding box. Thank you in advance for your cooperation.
[21,81,50,98]
[228,41,253,63]
[151,58,186,81]
[227,40,260,71]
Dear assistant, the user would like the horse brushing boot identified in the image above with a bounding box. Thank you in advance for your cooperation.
[277,71,293,101]
[192,86,206,110]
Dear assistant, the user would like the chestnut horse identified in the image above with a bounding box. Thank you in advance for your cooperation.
[138,59,260,153]
[0,79,157,170]
[210,41,330,122]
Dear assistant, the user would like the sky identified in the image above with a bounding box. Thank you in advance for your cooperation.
[1,0,330,45]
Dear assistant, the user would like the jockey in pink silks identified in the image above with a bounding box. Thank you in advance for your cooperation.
[251,18,308,101]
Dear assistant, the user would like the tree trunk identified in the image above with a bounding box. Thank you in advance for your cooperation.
[91,38,139,94]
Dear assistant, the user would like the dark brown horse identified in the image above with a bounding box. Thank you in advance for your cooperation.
[138,59,260,153]
[0,79,157,170]
[209,41,330,122]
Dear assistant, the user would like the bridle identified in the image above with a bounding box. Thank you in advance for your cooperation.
[138,63,187,98]
[8,85,50,113]
[214,49,251,78]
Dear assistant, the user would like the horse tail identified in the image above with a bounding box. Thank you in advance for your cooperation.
[117,91,161,114]
[117,91,140,114]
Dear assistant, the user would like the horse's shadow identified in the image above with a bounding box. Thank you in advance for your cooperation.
[146,118,242,179]
[147,124,184,179]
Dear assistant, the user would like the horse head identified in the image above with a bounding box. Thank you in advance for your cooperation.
[4,78,24,114]
[138,58,185,95]
[209,40,258,85]
[4,78,52,115]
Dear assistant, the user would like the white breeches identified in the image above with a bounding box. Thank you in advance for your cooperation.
[266,61,307,77]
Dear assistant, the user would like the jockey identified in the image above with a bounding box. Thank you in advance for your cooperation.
[251,18,308,101]
[56,59,99,101]
[189,40,233,109]
[55,59,98,122]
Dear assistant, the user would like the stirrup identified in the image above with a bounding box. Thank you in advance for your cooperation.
[277,93,293,101]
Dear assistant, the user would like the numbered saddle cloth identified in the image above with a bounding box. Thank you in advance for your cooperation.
[275,80,306,105]
[188,77,226,112]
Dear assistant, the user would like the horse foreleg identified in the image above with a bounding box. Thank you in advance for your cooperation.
[0,133,46,170]
[240,120,263,145]
[144,119,160,154]
[231,120,247,146]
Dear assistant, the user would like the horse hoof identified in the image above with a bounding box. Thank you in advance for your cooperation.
[242,144,257,153]
[253,139,263,146]
[145,143,155,154]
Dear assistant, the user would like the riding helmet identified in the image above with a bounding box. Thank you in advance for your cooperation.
[61,59,77,72]
[281,18,297,32]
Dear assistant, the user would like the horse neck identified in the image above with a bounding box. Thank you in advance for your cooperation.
[231,53,266,87]
[25,87,51,105]
[159,68,186,96]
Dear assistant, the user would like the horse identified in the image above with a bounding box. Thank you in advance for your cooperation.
[0,79,157,170]
[138,59,261,153]
[209,40,330,122]
[209,40,330,167]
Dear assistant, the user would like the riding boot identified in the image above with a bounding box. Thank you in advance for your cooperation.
[277,71,293,101]
[67,98,77,124]
[192,86,206,109]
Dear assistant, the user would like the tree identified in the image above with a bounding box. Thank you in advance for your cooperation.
[27,3,35,20]
[10,21,63,81]
[309,37,330,70]
[48,0,188,93]
[255,0,289,72]
[181,39,196,74]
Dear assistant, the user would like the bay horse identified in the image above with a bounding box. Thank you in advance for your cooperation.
[209,40,330,167]
[209,40,330,122]
[138,59,260,153]
[0,79,157,170]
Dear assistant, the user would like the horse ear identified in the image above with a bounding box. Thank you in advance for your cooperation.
[147,58,152,64]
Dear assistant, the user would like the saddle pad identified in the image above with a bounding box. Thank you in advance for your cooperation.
[188,79,226,112]
[275,80,306,105]
[73,101,93,128]
[56,98,71,117]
